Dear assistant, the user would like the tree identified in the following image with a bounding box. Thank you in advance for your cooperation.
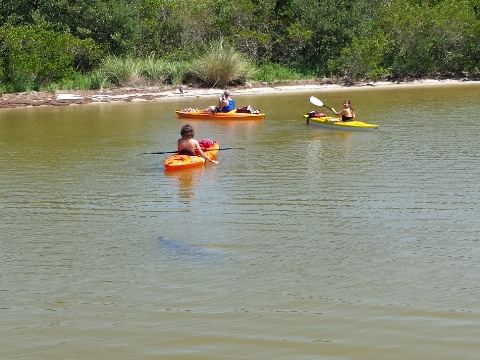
[1,0,141,55]
[0,23,102,91]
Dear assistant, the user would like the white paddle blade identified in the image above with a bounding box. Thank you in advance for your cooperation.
[309,96,324,107]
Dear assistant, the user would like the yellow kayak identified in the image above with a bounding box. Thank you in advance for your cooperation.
[304,112,379,131]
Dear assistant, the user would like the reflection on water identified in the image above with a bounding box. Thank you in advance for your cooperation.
[2,83,480,360]
[164,167,205,200]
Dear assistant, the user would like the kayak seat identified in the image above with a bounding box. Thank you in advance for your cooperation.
[178,149,196,156]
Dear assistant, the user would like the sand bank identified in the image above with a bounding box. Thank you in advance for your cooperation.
[1,78,478,109]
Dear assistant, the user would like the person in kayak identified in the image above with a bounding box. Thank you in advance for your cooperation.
[177,125,219,164]
[332,99,355,121]
[205,90,235,113]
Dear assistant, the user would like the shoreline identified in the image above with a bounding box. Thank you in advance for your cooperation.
[1,78,478,109]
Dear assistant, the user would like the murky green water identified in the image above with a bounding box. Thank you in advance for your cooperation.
[1,83,480,359]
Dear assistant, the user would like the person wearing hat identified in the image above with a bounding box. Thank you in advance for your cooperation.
[205,90,235,113]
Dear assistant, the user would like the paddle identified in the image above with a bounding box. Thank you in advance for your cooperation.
[140,147,245,155]
[309,96,334,112]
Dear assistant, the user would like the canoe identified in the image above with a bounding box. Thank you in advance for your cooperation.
[176,108,265,120]
[164,141,220,171]
[303,112,379,131]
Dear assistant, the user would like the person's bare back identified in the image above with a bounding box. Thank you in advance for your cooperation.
[177,138,198,155]
[177,125,219,164]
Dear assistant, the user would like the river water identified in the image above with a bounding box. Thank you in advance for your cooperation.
[1,83,480,359]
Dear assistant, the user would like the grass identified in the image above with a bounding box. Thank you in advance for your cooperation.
[253,63,314,83]
[188,39,256,87]
[1,46,322,93]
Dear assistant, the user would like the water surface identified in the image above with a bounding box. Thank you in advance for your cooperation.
[1,83,480,359]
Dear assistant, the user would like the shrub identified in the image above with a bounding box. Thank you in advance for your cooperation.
[0,24,101,92]
[253,63,306,83]
[189,39,255,87]
[101,56,143,87]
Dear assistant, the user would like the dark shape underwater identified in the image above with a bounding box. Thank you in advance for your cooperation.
[157,236,224,255]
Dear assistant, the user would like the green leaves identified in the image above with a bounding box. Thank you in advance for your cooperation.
[330,0,480,80]
[0,24,99,91]
[0,0,479,90]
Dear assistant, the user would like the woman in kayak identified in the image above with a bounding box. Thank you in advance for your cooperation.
[205,90,235,113]
[177,125,219,164]
[332,99,355,121]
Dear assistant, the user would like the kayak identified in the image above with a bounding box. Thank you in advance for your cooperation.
[164,141,220,171]
[303,112,379,131]
[176,108,265,120]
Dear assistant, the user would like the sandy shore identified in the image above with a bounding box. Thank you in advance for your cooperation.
[0,78,478,109]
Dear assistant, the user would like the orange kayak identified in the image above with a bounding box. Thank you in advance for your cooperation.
[164,141,220,171]
[176,108,264,120]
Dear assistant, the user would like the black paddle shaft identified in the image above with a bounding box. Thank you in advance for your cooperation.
[141,147,244,155]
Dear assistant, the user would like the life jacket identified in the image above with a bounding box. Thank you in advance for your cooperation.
[220,99,235,112]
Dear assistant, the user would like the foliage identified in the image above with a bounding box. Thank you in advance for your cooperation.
[335,32,391,81]
[189,39,256,87]
[283,0,381,74]
[0,0,479,92]
[0,23,101,92]
[89,69,113,90]
[253,63,311,83]
[0,0,141,55]
[95,55,190,88]
[330,0,480,80]
[372,0,480,77]
[100,56,143,87]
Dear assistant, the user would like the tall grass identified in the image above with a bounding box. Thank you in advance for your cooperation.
[89,69,112,90]
[101,56,142,87]
[92,55,189,88]
[140,54,168,86]
[61,73,92,90]
[0,53,319,94]
[165,62,187,86]
[189,39,256,87]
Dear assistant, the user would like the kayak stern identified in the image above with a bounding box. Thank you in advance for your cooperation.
[164,141,220,171]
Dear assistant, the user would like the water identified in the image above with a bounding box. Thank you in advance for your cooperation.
[1,83,480,359]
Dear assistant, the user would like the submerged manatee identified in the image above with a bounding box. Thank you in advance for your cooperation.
[157,236,225,255]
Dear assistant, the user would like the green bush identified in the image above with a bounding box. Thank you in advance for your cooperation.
[334,33,390,81]
[253,63,307,83]
[189,39,256,87]
[0,24,101,92]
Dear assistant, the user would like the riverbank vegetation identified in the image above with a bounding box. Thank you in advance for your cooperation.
[0,0,479,93]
